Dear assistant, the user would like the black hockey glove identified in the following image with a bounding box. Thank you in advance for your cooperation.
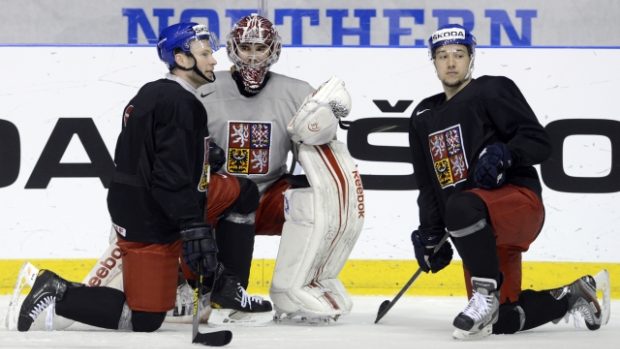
[411,228,452,273]
[209,142,226,173]
[180,223,218,276]
[473,143,513,189]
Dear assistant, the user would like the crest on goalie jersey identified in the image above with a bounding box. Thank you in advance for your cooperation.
[428,124,469,188]
[226,121,272,175]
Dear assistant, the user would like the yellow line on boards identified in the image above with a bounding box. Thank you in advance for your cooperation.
[1,259,617,298]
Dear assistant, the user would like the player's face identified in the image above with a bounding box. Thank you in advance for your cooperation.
[433,44,472,89]
[236,42,271,66]
[189,39,218,81]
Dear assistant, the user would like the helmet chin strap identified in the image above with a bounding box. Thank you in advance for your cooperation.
[193,64,216,83]
[464,54,475,80]
[176,53,216,83]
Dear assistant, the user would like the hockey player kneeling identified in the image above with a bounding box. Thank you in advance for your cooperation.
[270,76,365,323]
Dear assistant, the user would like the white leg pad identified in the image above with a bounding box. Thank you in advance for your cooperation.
[270,141,364,318]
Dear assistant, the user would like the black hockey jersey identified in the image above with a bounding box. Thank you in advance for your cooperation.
[408,75,551,230]
[107,79,209,243]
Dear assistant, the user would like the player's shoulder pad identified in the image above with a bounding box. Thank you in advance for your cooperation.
[411,94,441,118]
[475,75,520,95]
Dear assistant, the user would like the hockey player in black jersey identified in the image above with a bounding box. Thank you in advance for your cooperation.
[17,22,268,334]
[408,24,609,340]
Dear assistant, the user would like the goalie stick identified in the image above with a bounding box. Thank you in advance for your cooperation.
[374,233,450,324]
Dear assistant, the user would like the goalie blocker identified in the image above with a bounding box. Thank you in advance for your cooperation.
[271,77,364,320]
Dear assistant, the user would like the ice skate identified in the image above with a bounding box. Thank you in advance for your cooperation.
[165,281,212,324]
[17,270,73,332]
[5,262,40,330]
[273,310,339,326]
[452,277,500,340]
[208,271,273,326]
[272,283,343,325]
[551,271,608,330]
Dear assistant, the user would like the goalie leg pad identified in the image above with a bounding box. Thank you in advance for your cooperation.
[270,141,364,318]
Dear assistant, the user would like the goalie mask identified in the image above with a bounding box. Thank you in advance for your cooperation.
[227,14,282,92]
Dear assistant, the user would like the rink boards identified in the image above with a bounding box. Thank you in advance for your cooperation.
[0,47,619,297]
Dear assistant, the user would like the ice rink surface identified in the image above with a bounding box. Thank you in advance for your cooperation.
[0,295,617,349]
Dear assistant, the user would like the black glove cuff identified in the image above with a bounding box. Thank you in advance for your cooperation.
[180,224,213,241]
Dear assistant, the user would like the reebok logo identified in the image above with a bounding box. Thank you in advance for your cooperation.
[353,169,365,218]
[87,247,122,287]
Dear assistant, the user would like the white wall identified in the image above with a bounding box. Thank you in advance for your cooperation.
[0,47,618,262]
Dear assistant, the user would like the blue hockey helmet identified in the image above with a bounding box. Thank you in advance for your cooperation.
[428,24,476,58]
[157,22,219,69]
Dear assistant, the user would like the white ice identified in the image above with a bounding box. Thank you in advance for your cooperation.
[0,295,617,349]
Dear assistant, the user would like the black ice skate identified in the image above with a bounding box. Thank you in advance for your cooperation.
[551,274,603,330]
[209,271,273,326]
[17,270,71,332]
[452,276,500,340]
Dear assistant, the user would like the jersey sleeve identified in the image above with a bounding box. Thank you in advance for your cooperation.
[482,77,551,167]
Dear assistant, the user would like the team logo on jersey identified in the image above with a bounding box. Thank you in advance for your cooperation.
[226,121,272,175]
[123,105,134,127]
[197,136,211,192]
[428,124,469,188]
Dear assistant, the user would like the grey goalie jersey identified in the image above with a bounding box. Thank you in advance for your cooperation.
[199,71,314,193]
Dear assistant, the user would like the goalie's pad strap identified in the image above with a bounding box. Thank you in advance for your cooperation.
[270,141,364,316]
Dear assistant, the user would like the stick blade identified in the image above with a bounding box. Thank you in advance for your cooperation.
[374,300,391,324]
[193,329,232,346]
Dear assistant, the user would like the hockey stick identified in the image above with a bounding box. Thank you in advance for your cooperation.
[190,137,231,345]
[374,233,450,324]
[192,264,232,346]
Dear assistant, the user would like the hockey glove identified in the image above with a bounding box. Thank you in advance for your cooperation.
[411,228,453,273]
[180,223,218,276]
[209,142,226,173]
[473,143,513,189]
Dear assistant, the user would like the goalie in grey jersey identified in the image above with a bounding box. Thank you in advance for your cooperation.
[198,14,364,323]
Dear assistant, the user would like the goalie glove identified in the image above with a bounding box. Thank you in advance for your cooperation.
[287,76,352,145]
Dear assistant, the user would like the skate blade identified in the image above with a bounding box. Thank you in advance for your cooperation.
[208,308,273,327]
[452,324,492,340]
[593,269,610,326]
[4,262,40,330]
